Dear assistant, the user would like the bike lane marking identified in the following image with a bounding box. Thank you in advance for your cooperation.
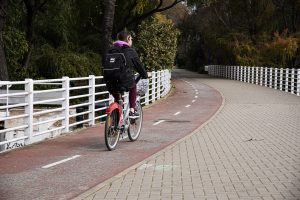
[153,120,165,126]
[185,105,191,108]
[192,100,196,103]
[174,112,181,116]
[42,155,81,169]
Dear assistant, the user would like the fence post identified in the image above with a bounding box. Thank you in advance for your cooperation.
[233,66,236,80]
[89,75,95,126]
[157,71,161,99]
[163,70,166,95]
[260,67,263,86]
[280,68,283,91]
[269,68,273,88]
[240,66,243,81]
[237,66,240,81]
[274,68,278,89]
[255,67,258,85]
[285,68,289,92]
[151,71,156,103]
[291,69,295,94]
[264,68,268,87]
[244,66,247,82]
[297,69,300,96]
[62,76,70,133]
[24,79,33,145]
[250,67,252,83]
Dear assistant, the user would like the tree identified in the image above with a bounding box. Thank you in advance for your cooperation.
[22,0,49,68]
[0,0,8,81]
[101,0,117,56]
[118,0,185,32]
[136,14,180,71]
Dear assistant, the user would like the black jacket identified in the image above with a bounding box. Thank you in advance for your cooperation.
[121,45,148,79]
[103,44,148,91]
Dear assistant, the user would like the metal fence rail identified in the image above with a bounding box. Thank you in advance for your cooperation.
[207,65,300,96]
[0,70,171,152]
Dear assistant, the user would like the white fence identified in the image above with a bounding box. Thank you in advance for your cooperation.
[0,70,171,152]
[207,65,300,96]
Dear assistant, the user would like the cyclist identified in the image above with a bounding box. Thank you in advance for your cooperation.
[106,31,148,117]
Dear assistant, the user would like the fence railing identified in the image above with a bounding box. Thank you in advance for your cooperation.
[207,65,300,96]
[0,70,171,152]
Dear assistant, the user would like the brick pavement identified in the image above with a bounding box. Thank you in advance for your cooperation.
[74,69,300,200]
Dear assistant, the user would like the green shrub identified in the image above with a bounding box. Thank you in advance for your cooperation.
[34,45,101,79]
[136,13,180,71]
[3,26,29,81]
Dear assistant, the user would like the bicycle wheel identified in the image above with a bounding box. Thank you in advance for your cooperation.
[128,101,143,141]
[105,109,120,150]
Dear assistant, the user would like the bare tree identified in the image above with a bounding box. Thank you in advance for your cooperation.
[0,0,8,81]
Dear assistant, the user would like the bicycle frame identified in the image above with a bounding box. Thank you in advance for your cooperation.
[106,92,130,132]
[104,78,144,150]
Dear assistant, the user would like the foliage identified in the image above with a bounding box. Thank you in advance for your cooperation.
[3,27,29,81]
[1,0,184,80]
[136,13,180,71]
[2,0,28,80]
[178,0,300,70]
[34,45,101,79]
[261,31,299,68]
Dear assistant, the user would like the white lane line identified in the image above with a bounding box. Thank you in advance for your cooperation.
[185,105,191,108]
[174,111,181,116]
[195,96,198,98]
[153,120,165,126]
[192,100,196,103]
[42,155,81,169]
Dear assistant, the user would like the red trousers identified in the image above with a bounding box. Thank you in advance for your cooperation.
[110,81,137,109]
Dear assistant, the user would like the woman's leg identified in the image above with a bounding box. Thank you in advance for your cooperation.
[129,82,137,112]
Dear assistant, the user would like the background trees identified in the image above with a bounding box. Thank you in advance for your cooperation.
[0,0,299,80]
[178,0,300,72]
[1,0,180,81]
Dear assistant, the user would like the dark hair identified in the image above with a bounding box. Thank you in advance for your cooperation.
[117,31,131,41]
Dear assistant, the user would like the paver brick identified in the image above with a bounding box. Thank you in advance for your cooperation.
[77,70,300,200]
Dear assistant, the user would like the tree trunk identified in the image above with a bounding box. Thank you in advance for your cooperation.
[0,0,8,81]
[22,0,34,68]
[101,0,116,57]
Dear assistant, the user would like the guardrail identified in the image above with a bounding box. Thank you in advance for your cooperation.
[207,65,300,96]
[0,70,171,152]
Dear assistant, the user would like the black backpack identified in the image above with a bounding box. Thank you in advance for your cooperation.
[103,46,132,91]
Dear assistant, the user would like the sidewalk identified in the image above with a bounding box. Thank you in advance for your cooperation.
[75,69,300,200]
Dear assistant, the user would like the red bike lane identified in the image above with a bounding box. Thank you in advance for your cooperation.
[0,70,222,200]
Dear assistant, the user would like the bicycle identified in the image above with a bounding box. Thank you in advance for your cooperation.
[104,76,148,151]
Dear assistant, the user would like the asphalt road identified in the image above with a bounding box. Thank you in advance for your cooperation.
[0,70,222,200]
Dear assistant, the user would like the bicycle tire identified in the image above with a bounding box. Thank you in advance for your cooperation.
[105,109,120,150]
[128,101,143,141]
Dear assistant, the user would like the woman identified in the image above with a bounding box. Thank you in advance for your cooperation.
[107,31,148,117]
